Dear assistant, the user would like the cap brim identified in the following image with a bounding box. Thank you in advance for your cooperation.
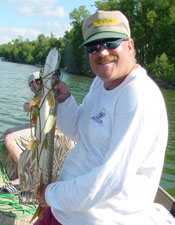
[28,72,40,86]
[28,76,34,86]
[80,31,127,47]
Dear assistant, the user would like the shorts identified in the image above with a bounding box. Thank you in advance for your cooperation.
[11,123,34,151]
[34,207,62,225]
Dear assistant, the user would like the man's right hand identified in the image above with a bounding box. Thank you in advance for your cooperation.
[54,81,71,103]
[23,102,31,112]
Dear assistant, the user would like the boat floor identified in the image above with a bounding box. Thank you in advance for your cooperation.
[0,184,37,225]
[0,212,36,225]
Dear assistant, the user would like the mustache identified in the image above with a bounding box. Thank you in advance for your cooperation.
[96,56,118,64]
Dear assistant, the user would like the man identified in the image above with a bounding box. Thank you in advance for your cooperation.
[34,11,168,225]
[1,71,40,192]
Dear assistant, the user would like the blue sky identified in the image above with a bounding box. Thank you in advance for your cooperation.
[0,0,97,44]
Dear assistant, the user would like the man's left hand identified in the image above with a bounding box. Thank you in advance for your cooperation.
[35,184,49,208]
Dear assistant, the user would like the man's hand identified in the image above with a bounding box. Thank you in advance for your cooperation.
[54,81,71,103]
[23,102,31,112]
[35,184,49,208]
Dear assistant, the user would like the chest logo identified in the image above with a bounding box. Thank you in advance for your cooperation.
[91,108,106,126]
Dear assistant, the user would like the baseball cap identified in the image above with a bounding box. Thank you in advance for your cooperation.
[28,71,40,86]
[81,10,131,46]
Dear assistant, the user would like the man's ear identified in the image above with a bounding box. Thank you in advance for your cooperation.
[127,39,135,55]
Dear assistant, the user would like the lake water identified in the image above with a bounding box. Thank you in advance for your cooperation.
[0,61,175,197]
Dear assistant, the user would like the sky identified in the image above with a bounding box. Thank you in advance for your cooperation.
[0,0,97,44]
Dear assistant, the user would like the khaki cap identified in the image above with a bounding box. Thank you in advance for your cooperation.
[28,71,40,86]
[81,10,131,46]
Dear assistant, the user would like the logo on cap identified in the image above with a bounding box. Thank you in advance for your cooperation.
[93,18,116,27]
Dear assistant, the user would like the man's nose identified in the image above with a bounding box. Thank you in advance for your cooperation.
[97,45,109,56]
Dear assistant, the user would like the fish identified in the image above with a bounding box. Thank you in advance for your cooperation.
[34,48,61,184]
[18,47,61,221]
[31,47,61,221]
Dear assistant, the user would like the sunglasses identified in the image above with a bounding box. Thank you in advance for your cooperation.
[29,78,40,87]
[85,38,127,54]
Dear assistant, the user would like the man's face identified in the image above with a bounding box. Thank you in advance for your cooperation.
[89,39,135,90]
[30,79,40,94]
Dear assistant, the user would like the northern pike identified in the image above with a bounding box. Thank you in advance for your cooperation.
[19,47,61,220]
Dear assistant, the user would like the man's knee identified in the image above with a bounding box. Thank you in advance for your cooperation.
[4,133,15,148]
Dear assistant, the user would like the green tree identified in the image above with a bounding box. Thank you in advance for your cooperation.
[95,0,175,82]
[150,53,175,82]
[68,6,91,74]
[0,2,174,83]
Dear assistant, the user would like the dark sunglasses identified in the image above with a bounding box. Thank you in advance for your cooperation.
[85,38,127,54]
[29,78,40,87]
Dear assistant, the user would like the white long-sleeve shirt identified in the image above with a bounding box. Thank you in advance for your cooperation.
[45,66,168,225]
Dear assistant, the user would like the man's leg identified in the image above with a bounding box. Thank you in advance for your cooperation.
[5,133,23,164]
[0,125,25,140]
[4,124,33,161]
[4,124,34,185]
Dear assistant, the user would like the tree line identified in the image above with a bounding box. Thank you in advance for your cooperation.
[0,0,175,86]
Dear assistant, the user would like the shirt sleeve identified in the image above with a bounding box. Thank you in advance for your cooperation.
[56,77,98,142]
[46,80,168,212]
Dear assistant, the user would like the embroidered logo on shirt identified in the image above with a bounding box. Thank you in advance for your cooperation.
[91,108,106,126]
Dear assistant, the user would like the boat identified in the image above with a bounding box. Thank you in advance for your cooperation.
[0,56,7,61]
[0,134,75,224]
[0,138,174,224]
[155,185,175,217]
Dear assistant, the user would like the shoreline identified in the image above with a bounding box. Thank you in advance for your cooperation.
[1,60,175,90]
[155,79,175,90]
